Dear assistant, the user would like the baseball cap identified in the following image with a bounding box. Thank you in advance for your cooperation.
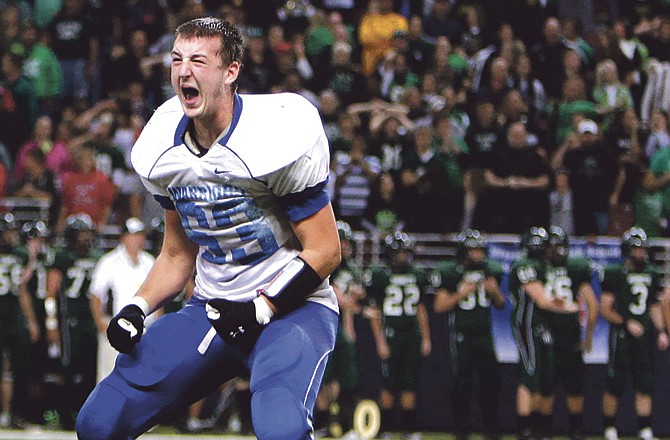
[122,218,146,234]
[577,119,598,134]
[392,30,408,39]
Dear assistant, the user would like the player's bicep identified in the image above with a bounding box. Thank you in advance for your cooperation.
[161,209,199,262]
[290,202,340,279]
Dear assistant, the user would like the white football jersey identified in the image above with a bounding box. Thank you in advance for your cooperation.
[132,93,337,311]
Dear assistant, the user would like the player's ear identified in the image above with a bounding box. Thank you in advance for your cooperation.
[224,61,240,86]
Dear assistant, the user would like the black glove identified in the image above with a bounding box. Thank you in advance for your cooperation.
[107,304,146,354]
[206,299,262,346]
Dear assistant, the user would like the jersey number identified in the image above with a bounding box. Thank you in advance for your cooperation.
[459,282,491,310]
[628,283,648,316]
[384,284,420,317]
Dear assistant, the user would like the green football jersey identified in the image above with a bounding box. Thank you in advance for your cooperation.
[15,246,49,302]
[434,260,503,333]
[331,259,362,295]
[364,266,432,330]
[545,257,593,330]
[509,258,547,327]
[48,247,102,319]
[601,263,662,328]
[0,251,25,320]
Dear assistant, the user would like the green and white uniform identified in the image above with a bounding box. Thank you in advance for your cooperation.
[544,257,592,396]
[509,257,550,392]
[364,266,431,391]
[434,259,503,436]
[601,263,662,396]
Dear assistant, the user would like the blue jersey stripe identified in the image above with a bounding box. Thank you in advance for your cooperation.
[154,194,176,210]
[280,179,330,222]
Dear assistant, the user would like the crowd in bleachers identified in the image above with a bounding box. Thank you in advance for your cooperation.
[1,0,670,239]
[2,0,670,436]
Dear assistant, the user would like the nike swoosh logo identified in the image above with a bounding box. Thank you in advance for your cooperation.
[214,168,230,174]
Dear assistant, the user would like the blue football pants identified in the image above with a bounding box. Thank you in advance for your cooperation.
[76,299,338,440]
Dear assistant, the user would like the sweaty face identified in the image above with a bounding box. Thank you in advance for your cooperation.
[171,36,233,122]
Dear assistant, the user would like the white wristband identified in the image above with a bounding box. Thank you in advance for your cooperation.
[128,296,151,316]
[253,296,274,325]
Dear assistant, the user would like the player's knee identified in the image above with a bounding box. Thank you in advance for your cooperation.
[252,387,311,440]
[76,383,128,440]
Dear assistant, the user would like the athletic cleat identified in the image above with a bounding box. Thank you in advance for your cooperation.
[604,426,618,440]
[638,427,656,440]
[0,412,10,428]
[406,433,421,440]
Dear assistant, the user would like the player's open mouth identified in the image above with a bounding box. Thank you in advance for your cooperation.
[182,86,199,105]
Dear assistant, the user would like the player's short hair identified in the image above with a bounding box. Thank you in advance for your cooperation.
[175,17,244,67]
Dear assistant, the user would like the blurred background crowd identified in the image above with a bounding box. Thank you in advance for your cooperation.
[2,0,670,437]
[2,0,670,239]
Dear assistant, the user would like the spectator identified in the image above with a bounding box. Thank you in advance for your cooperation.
[637,164,667,238]
[635,15,670,62]
[12,148,60,225]
[457,4,488,57]
[13,115,74,185]
[530,17,573,101]
[604,108,645,235]
[644,108,669,160]
[333,129,381,229]
[422,0,463,44]
[19,21,64,117]
[554,119,624,235]
[379,51,421,103]
[510,53,548,131]
[238,26,279,93]
[463,100,502,229]
[57,146,116,232]
[592,58,634,130]
[363,171,404,235]
[611,17,648,105]
[476,56,513,109]
[48,0,100,108]
[0,4,22,50]
[548,76,598,148]
[357,0,408,75]
[0,48,38,158]
[325,41,368,106]
[549,168,576,236]
[405,15,435,76]
[476,121,551,233]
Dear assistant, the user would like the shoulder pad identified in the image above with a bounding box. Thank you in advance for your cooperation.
[226,93,325,177]
[131,96,185,179]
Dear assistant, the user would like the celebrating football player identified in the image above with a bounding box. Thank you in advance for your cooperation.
[76,17,340,440]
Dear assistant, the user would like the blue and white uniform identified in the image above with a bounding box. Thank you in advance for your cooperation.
[76,93,339,440]
[133,92,337,309]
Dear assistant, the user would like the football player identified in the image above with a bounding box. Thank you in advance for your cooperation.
[600,227,669,440]
[17,220,59,425]
[433,229,505,440]
[537,226,598,440]
[366,231,432,440]
[76,17,340,440]
[509,226,578,440]
[316,220,366,438]
[0,213,38,427]
[46,213,103,429]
